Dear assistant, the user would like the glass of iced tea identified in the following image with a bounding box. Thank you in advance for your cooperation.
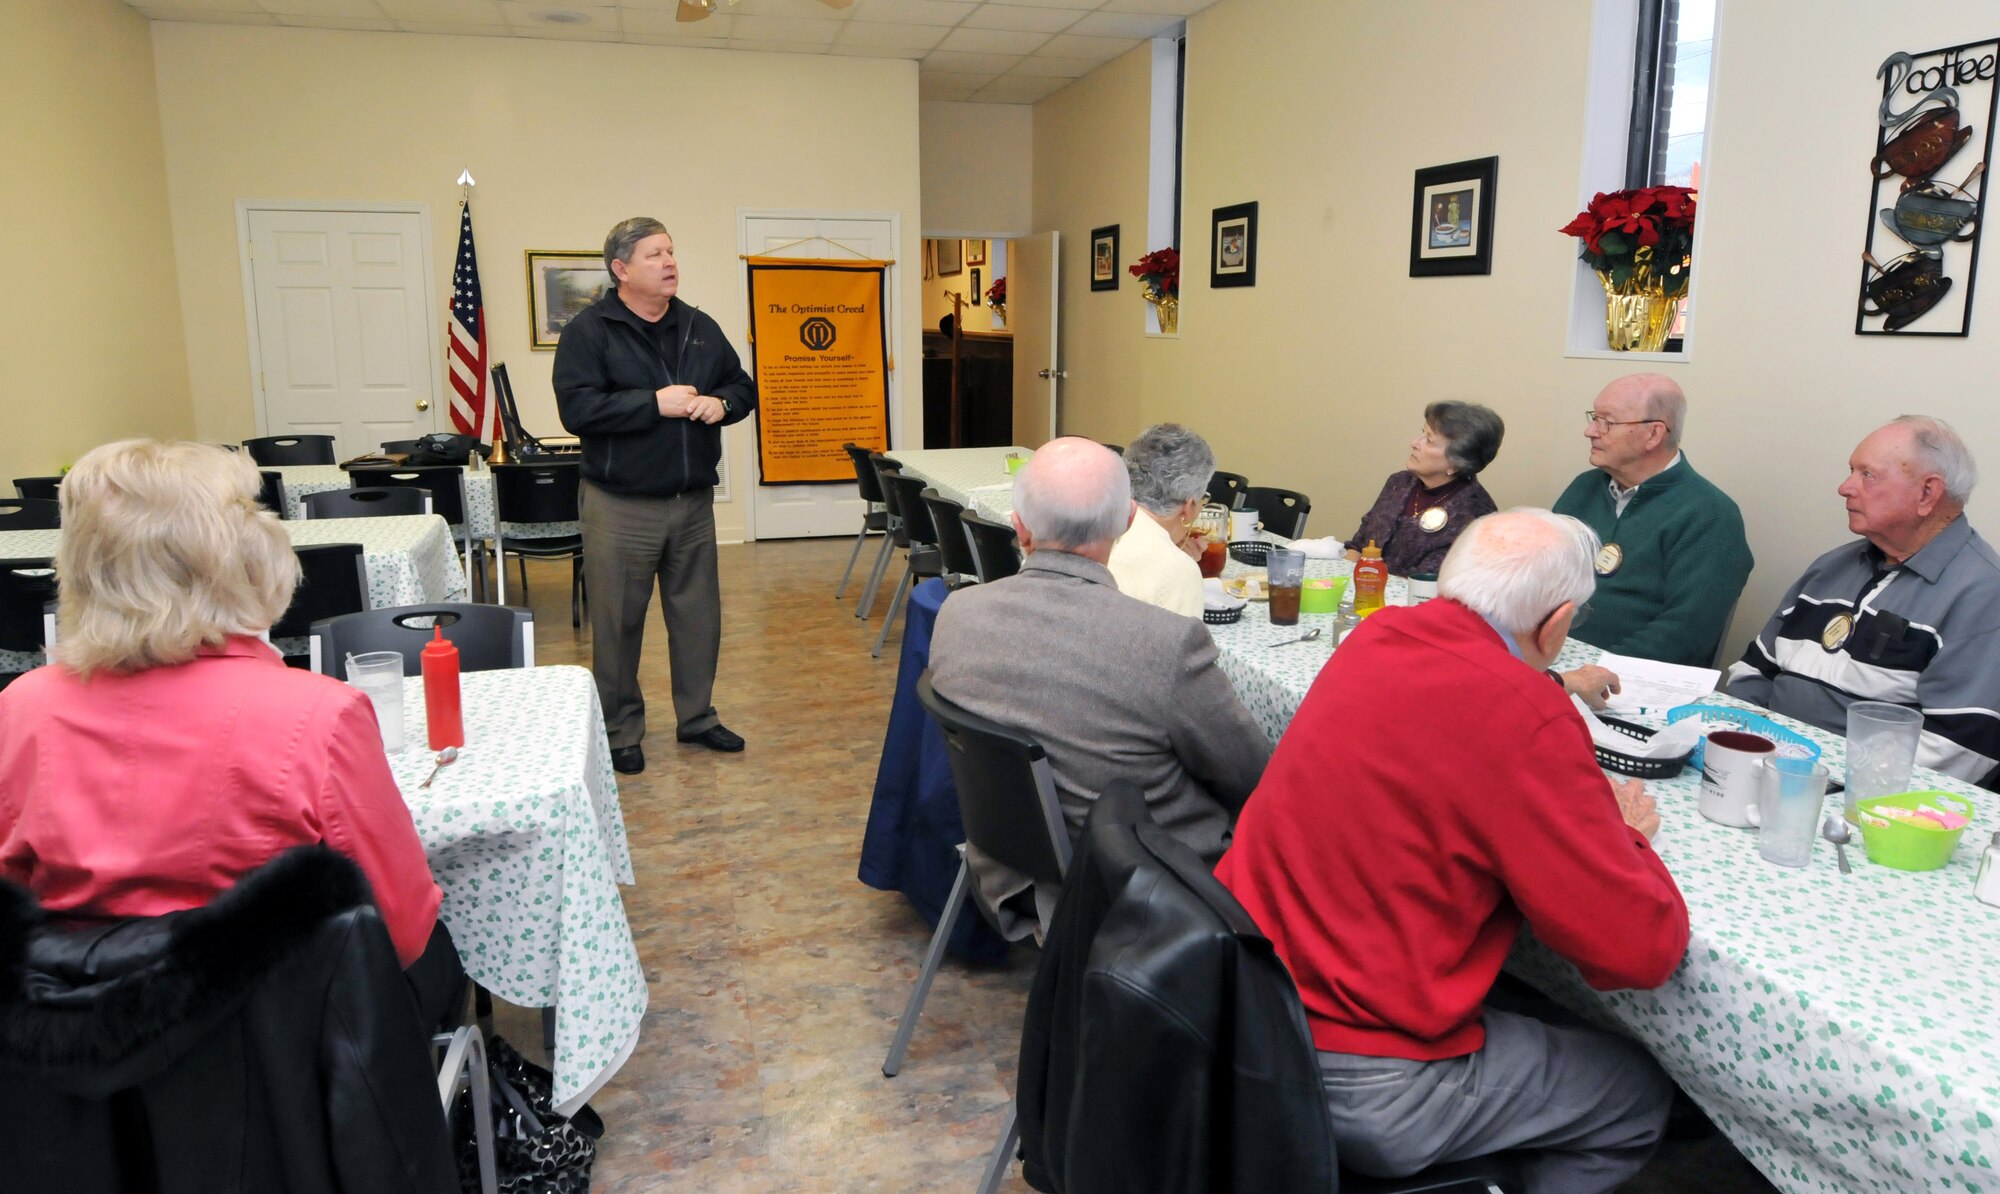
[1267,549,1305,626]
[1198,535,1229,579]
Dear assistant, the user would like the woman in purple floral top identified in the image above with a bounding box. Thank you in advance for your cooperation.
[1344,402,1505,577]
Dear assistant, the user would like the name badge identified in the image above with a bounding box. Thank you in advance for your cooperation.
[1821,612,1855,652]
[1417,507,1448,533]
[1595,543,1624,576]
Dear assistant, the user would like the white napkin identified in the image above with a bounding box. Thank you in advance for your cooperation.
[1573,697,1706,759]
[1283,535,1345,559]
[1202,577,1246,611]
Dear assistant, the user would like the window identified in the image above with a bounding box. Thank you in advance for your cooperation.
[1627,0,1714,343]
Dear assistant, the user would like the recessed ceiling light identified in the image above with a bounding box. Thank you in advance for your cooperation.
[536,9,590,24]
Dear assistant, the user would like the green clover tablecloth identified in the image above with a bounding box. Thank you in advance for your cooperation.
[276,464,580,540]
[1211,584,2000,1193]
[391,665,642,1115]
[888,446,1030,507]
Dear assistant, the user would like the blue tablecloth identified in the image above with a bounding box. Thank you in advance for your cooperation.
[858,579,1008,963]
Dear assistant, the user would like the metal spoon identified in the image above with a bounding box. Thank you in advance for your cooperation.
[1821,815,1853,874]
[1266,628,1323,648]
[421,745,459,789]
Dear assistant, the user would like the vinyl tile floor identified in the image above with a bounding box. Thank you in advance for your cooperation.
[496,538,1777,1193]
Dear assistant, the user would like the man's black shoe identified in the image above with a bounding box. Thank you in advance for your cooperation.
[611,746,645,774]
[677,724,745,753]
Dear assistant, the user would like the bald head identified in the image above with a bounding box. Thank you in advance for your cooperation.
[1587,373,1686,485]
[1439,509,1600,638]
[1010,437,1134,559]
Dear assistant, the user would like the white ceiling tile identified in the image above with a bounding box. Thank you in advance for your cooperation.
[513,21,621,37]
[726,13,841,41]
[833,19,945,48]
[959,3,1079,33]
[726,0,848,16]
[375,0,505,19]
[978,0,1094,8]
[935,25,1047,53]
[133,0,267,10]
[917,71,988,99]
[1006,53,1093,77]
[394,19,513,32]
[826,42,926,58]
[257,0,386,15]
[623,30,730,44]
[1065,10,1177,37]
[725,39,834,52]
[497,1,616,28]
[848,0,975,25]
[619,7,731,33]
[920,48,1015,73]
[136,7,282,21]
[273,14,400,27]
[1038,31,1135,59]
[1102,0,1215,13]
[973,73,1064,102]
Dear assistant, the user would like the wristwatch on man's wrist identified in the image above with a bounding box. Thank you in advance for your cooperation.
[1546,668,1567,691]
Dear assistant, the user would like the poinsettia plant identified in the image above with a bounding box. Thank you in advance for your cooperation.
[985,275,1006,307]
[1129,247,1180,300]
[1558,185,1697,296]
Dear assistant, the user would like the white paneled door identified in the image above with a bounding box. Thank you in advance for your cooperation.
[739,210,902,540]
[1010,231,1060,447]
[244,207,440,458]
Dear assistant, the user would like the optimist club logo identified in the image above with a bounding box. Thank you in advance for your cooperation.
[799,317,837,351]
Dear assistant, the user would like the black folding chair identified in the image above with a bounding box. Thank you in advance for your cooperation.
[307,603,534,677]
[0,499,61,531]
[490,462,585,627]
[1245,485,1312,539]
[12,477,61,502]
[873,472,947,659]
[272,543,367,669]
[302,487,430,520]
[837,443,892,602]
[243,435,337,466]
[919,490,979,586]
[349,466,477,593]
[256,470,287,517]
[961,511,1021,583]
[0,558,58,657]
[1207,470,1249,510]
[853,453,905,619]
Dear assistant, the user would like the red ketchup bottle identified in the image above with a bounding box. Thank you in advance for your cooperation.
[422,625,465,750]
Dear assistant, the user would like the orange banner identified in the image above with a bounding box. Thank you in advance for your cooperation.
[745,258,891,485]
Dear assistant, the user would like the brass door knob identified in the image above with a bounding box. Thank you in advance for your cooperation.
[416,398,431,411]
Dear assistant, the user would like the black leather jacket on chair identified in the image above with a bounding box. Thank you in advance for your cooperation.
[0,847,457,1194]
[1015,781,1338,1194]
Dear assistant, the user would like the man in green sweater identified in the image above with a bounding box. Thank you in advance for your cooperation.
[1551,374,1753,667]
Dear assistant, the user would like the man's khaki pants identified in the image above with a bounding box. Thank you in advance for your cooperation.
[579,479,722,748]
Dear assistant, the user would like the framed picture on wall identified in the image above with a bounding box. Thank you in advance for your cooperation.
[1409,156,1498,277]
[1210,202,1258,288]
[970,267,983,305]
[1091,225,1119,291]
[936,238,963,276]
[526,250,615,350]
[966,240,988,267]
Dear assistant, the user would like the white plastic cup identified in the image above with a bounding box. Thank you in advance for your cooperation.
[1845,701,1923,819]
[345,650,407,752]
[1746,756,1830,867]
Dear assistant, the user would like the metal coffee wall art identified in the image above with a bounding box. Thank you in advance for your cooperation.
[1856,39,1998,336]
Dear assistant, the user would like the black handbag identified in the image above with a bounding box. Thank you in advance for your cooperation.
[455,1035,601,1194]
[409,432,490,466]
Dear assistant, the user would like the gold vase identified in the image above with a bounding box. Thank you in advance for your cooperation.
[1144,287,1179,334]
[1599,273,1677,353]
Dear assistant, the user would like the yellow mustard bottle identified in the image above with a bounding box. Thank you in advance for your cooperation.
[1353,540,1388,616]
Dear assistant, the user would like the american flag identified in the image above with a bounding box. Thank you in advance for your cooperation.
[446,203,489,438]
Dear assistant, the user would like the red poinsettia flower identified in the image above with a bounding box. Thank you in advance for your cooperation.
[1593,192,1661,248]
[1129,247,1180,296]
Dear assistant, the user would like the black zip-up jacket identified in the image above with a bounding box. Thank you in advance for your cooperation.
[552,291,757,497]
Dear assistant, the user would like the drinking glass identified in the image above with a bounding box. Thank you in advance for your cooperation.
[1267,548,1306,626]
[1749,756,1830,867]
[1845,701,1923,819]
[345,650,407,752]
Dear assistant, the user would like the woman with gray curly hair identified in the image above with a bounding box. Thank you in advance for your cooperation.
[1345,401,1505,577]
[1107,423,1217,616]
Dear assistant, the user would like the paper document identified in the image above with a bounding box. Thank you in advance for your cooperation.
[1590,652,1721,715]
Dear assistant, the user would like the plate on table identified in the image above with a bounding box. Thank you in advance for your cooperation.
[1223,573,1268,602]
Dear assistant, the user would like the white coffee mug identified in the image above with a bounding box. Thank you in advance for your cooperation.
[1699,730,1777,827]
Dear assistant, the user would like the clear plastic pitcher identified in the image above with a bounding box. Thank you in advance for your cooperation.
[1748,756,1830,868]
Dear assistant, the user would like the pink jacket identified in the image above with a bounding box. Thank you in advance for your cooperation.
[0,637,440,966]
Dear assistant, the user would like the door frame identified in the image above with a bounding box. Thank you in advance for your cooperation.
[235,199,445,438]
[737,207,906,542]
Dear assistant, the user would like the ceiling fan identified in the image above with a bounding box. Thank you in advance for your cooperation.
[677,0,854,21]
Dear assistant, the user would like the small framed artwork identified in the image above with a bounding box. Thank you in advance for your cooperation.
[970,267,983,305]
[1409,156,1498,277]
[1090,225,1120,291]
[966,240,988,267]
[1210,202,1258,288]
[526,250,616,350]
[936,237,962,276]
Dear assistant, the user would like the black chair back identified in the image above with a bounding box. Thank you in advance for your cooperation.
[872,458,907,542]
[885,473,939,549]
[308,602,533,677]
[1100,443,1124,456]
[491,462,582,524]
[1207,470,1249,510]
[302,487,429,520]
[350,466,467,528]
[845,443,888,504]
[243,435,337,467]
[256,470,286,517]
[917,673,1070,887]
[920,490,979,580]
[0,559,57,653]
[961,511,1021,583]
[272,543,367,641]
[12,477,61,502]
[1244,486,1312,539]
[379,439,423,456]
[0,499,60,531]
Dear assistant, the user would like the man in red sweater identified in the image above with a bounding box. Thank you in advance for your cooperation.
[1215,509,1689,1192]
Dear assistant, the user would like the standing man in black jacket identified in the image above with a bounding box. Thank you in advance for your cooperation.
[554,218,757,770]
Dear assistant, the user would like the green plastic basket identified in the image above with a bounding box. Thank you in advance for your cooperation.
[1854,790,1976,872]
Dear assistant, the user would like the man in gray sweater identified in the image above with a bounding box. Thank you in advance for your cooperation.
[928,438,1270,937]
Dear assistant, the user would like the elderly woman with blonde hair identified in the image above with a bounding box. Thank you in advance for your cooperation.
[1107,423,1217,616]
[0,440,453,1010]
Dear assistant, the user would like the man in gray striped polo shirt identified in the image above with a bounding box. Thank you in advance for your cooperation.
[1726,416,2000,785]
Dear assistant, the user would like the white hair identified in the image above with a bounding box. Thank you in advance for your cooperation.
[1438,508,1600,637]
[1012,438,1131,551]
[1892,414,1977,504]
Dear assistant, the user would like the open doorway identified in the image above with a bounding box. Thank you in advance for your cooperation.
[921,236,1012,448]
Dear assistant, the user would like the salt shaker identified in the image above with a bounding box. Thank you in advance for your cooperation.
[1975,832,2000,908]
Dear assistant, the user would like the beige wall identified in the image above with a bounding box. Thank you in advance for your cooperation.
[150,24,923,541]
[1037,0,2000,660]
[922,239,1009,334]
[919,101,1034,237]
[0,0,193,482]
